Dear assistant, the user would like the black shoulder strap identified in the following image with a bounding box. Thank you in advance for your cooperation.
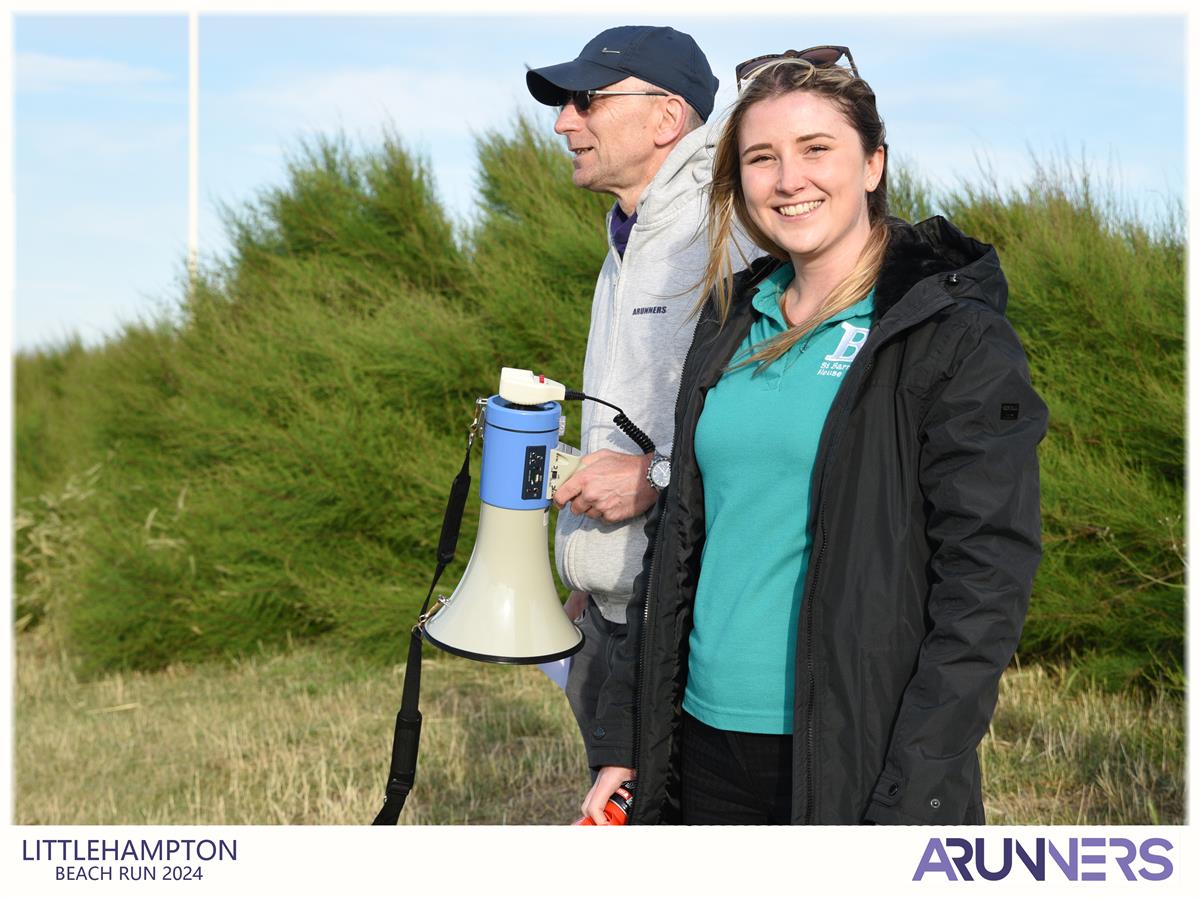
[371,437,474,825]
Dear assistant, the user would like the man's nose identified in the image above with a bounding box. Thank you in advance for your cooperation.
[554,102,583,134]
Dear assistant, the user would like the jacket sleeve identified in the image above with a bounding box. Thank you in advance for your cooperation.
[863,312,1047,825]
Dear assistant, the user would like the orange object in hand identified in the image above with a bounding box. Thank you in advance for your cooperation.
[573,781,635,825]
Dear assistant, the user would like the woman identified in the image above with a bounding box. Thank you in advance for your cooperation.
[580,49,1047,825]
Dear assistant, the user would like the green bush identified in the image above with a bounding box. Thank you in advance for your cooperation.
[939,162,1184,686]
[13,126,1184,686]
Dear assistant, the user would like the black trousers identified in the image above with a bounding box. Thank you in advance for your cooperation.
[680,712,793,825]
[564,597,627,775]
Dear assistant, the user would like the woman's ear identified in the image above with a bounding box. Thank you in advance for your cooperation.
[865,144,886,193]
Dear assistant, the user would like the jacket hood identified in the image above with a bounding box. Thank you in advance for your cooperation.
[874,216,1006,319]
[632,119,716,226]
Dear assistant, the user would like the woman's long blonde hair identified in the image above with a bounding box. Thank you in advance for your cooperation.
[700,59,891,370]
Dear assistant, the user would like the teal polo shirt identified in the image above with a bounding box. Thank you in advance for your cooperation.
[683,264,875,734]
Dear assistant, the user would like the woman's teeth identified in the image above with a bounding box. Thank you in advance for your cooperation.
[778,200,823,216]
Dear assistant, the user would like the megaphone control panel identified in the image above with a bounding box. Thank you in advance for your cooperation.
[521,446,547,500]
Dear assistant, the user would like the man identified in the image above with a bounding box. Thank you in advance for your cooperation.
[525,25,728,791]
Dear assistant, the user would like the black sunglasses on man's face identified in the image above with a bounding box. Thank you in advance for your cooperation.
[735,45,859,92]
[559,88,669,113]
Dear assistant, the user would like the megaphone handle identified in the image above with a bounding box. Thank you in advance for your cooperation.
[548,448,584,498]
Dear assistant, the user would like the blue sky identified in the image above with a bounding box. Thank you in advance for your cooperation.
[14,15,189,351]
[11,12,1188,352]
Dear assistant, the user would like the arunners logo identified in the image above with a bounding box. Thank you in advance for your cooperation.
[817,322,870,378]
[912,836,1173,882]
[632,306,667,316]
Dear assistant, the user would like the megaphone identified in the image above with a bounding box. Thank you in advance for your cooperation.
[373,368,659,825]
[420,369,585,664]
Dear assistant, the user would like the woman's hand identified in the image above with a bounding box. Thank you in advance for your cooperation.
[582,766,637,824]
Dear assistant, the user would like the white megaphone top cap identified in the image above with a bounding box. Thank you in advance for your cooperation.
[498,367,567,405]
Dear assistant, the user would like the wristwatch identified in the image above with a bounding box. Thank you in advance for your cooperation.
[646,452,671,491]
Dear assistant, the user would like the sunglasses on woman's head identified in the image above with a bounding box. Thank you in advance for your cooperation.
[559,88,669,113]
[735,45,859,93]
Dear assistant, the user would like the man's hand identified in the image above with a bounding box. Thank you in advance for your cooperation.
[582,765,638,825]
[552,450,657,523]
[563,590,588,622]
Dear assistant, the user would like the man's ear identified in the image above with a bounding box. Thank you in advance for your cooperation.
[653,96,688,148]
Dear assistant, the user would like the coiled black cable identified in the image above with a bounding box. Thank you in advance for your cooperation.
[565,389,656,455]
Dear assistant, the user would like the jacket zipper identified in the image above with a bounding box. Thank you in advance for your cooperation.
[803,511,825,823]
[632,501,665,800]
[800,287,961,822]
[631,307,718,824]
[800,355,873,823]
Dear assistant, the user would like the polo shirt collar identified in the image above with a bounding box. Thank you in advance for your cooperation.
[750,261,876,331]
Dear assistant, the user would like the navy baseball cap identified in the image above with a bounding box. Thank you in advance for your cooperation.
[526,26,719,122]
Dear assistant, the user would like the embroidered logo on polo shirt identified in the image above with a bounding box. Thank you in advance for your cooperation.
[817,322,870,378]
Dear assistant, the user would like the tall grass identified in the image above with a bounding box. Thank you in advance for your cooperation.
[13,122,1184,688]
[941,161,1184,686]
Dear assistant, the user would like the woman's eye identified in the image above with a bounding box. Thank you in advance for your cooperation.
[806,145,829,155]
[747,154,772,164]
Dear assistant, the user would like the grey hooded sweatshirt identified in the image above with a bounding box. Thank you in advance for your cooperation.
[555,121,745,624]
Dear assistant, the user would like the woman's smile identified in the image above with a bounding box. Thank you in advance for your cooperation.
[774,199,824,218]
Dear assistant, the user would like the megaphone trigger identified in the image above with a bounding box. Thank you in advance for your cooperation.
[548,448,584,499]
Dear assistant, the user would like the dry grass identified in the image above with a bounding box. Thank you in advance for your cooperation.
[14,631,585,825]
[13,461,102,633]
[980,663,1184,824]
[14,633,1184,825]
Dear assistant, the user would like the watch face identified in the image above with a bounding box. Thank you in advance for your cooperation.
[650,458,671,489]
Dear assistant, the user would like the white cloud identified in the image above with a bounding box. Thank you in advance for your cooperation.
[226,65,524,141]
[15,51,172,93]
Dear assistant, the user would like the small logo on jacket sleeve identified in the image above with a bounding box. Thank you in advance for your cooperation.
[1000,403,1020,420]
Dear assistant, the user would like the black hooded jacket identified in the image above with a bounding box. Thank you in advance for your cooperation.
[587,216,1047,825]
